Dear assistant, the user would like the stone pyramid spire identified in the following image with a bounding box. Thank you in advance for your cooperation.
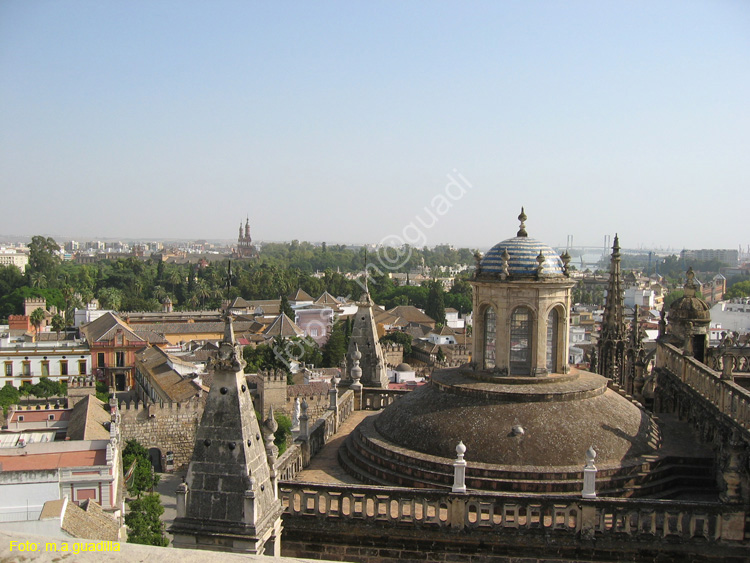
[596,234,627,384]
[170,315,283,555]
[346,292,388,388]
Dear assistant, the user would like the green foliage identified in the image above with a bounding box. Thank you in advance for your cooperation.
[726,280,750,300]
[27,236,61,278]
[122,439,159,497]
[95,381,111,403]
[274,412,292,455]
[0,384,20,415]
[425,280,446,326]
[663,289,704,310]
[0,286,63,323]
[322,320,349,367]
[379,330,412,355]
[280,294,294,319]
[29,307,45,334]
[124,493,168,546]
[31,377,64,399]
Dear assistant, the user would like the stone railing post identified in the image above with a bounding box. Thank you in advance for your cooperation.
[299,399,309,440]
[243,478,257,526]
[175,480,189,518]
[452,441,467,493]
[722,354,734,381]
[582,446,597,499]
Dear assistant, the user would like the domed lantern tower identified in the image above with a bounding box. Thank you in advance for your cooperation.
[471,208,575,376]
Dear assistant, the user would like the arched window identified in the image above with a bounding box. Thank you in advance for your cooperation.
[510,307,532,375]
[546,308,559,373]
[483,307,496,370]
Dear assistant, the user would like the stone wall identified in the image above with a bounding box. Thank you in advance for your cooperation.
[118,397,205,470]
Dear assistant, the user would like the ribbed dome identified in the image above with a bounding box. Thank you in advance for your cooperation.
[481,237,564,277]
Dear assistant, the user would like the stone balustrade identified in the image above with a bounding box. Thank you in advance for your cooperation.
[657,343,750,433]
[280,481,747,543]
[275,389,355,481]
[361,388,409,410]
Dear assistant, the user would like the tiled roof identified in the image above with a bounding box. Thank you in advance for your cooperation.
[0,448,107,471]
[289,288,314,302]
[82,312,145,345]
[133,330,169,344]
[67,395,111,441]
[135,346,201,403]
[314,292,342,307]
[61,499,120,541]
[263,313,304,338]
[387,306,435,325]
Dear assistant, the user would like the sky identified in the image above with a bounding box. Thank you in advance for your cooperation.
[1,1,749,252]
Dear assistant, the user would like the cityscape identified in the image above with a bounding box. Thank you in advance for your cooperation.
[2,2,750,562]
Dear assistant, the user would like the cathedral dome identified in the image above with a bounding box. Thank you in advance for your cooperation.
[479,208,565,277]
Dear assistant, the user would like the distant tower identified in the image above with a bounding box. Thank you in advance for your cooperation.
[596,234,627,384]
[237,217,256,258]
[666,268,711,363]
[170,315,283,555]
[346,292,389,388]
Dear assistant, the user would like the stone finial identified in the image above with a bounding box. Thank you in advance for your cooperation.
[350,344,363,389]
[501,249,510,280]
[561,251,571,276]
[291,397,301,430]
[582,446,597,499]
[452,441,467,493]
[684,267,698,298]
[536,250,545,277]
[517,207,528,237]
[299,399,309,440]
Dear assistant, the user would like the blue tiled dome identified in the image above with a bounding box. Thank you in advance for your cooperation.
[480,236,564,277]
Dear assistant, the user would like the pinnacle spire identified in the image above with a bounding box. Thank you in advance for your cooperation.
[517,207,528,237]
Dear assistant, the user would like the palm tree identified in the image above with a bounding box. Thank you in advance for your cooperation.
[51,314,65,340]
[30,272,47,289]
[29,307,46,337]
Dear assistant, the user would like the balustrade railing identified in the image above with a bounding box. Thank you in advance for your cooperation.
[280,482,745,542]
[658,343,750,432]
[361,388,409,410]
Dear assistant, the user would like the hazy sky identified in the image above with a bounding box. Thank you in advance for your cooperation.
[1,1,748,251]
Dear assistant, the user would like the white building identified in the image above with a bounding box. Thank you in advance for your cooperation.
[0,335,90,388]
[0,249,29,272]
[624,287,656,309]
[445,308,465,329]
[710,298,750,334]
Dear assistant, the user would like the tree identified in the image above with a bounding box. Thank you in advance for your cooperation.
[29,307,45,336]
[51,313,65,339]
[274,412,292,455]
[280,295,294,319]
[124,493,168,546]
[27,236,61,279]
[122,439,159,497]
[726,280,750,300]
[32,377,61,400]
[97,287,123,310]
[425,280,446,326]
[322,320,348,368]
[379,330,413,356]
[0,383,20,415]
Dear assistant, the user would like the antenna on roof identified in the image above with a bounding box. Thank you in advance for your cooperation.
[364,248,369,295]
[225,261,233,300]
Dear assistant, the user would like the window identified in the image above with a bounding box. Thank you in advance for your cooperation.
[510,307,533,375]
[22,362,30,376]
[78,360,87,375]
[310,328,319,337]
[4,363,12,377]
[18,415,24,422]
[97,353,105,368]
[60,360,68,376]
[48,414,55,421]
[115,352,125,368]
[546,309,559,373]
[483,307,496,370]
[41,361,49,376]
